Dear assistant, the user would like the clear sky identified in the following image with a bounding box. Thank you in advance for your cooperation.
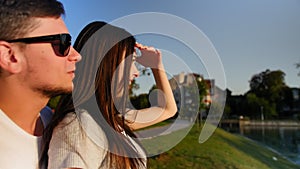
[60,0,300,95]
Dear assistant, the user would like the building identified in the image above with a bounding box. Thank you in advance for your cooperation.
[169,72,215,119]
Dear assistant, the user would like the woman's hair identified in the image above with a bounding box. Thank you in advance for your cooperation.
[40,21,145,169]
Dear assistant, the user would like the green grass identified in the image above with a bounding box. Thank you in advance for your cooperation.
[143,124,300,169]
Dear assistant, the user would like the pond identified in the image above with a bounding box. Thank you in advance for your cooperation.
[230,126,300,165]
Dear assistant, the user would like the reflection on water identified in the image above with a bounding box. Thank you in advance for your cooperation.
[236,126,300,165]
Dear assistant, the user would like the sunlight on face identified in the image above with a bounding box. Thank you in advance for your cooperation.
[130,54,140,84]
[112,50,140,99]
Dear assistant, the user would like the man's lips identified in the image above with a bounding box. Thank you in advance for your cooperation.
[67,70,75,79]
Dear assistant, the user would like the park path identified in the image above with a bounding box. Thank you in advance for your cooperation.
[134,119,192,139]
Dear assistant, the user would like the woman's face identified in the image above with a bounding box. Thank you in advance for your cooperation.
[129,53,140,84]
[113,49,140,98]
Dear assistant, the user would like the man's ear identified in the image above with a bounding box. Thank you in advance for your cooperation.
[0,41,22,74]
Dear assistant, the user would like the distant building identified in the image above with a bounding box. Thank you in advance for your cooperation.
[280,87,300,118]
[169,72,215,119]
[292,88,300,114]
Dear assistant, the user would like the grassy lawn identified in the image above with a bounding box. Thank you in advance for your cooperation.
[143,124,300,169]
[136,120,172,131]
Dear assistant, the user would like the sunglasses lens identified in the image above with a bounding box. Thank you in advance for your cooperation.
[52,34,71,57]
[60,42,71,56]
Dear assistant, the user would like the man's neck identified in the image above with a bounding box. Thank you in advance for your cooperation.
[0,88,49,136]
[0,102,48,136]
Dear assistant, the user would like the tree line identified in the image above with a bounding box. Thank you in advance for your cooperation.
[225,69,299,120]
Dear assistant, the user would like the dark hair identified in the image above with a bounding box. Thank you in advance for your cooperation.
[0,0,65,41]
[40,21,145,169]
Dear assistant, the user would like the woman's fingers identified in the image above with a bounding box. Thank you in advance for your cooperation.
[135,42,146,49]
[135,42,160,54]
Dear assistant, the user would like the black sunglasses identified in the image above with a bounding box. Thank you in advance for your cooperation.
[7,33,71,57]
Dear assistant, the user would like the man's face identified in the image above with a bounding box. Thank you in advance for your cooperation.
[18,17,81,97]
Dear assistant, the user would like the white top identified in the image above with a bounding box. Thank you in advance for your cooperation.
[0,107,52,169]
[48,109,147,169]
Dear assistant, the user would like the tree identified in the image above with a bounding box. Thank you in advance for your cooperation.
[225,89,247,119]
[249,69,286,103]
[245,93,276,119]
[197,79,209,109]
[130,93,150,109]
[128,68,152,97]
[248,69,287,118]
[129,84,156,110]
[128,79,140,97]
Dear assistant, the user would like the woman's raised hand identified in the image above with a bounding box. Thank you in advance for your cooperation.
[135,42,163,69]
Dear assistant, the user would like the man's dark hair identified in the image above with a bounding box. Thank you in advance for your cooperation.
[0,0,65,41]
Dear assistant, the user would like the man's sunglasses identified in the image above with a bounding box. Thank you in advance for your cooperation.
[7,33,71,57]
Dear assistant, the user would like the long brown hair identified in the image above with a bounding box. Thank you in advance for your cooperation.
[40,21,145,169]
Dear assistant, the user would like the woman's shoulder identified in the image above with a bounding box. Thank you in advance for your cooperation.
[49,109,109,169]
[75,109,108,148]
[59,109,100,129]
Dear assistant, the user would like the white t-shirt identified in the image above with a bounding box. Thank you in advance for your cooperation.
[48,109,147,169]
[0,107,52,169]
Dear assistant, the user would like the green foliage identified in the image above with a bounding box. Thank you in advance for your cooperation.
[245,93,277,119]
[47,96,61,109]
[249,69,286,103]
[225,69,297,119]
[223,105,232,119]
[129,79,140,97]
[130,93,150,109]
[129,84,158,109]
[225,93,246,118]
[197,79,209,109]
[244,69,288,119]
[129,68,152,97]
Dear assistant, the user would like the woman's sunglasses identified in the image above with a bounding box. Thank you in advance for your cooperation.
[7,33,71,57]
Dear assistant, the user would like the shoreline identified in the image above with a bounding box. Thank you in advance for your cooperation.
[220,119,300,128]
[243,120,300,127]
[236,133,300,166]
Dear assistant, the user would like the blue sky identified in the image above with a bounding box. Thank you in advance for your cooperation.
[60,0,300,95]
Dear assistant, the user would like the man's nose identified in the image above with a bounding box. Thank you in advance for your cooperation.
[68,47,82,62]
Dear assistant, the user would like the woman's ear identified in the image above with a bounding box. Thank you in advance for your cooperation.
[0,41,22,74]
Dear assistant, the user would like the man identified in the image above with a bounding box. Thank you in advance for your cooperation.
[0,0,81,168]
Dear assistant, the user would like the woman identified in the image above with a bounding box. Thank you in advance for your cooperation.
[40,21,177,169]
